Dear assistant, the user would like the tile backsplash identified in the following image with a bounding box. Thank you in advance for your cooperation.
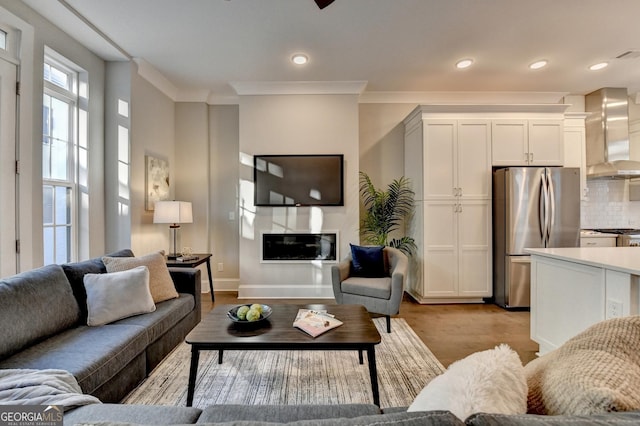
[581,179,640,228]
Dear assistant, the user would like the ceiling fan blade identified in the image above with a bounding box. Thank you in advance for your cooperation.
[314,0,335,9]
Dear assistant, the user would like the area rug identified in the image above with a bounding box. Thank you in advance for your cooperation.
[123,318,444,409]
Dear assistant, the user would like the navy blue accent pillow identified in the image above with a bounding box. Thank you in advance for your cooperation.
[349,244,385,278]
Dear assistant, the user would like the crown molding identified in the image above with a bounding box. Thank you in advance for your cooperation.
[358,91,569,104]
[133,58,179,101]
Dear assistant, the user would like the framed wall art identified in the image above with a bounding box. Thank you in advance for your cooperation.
[145,155,170,211]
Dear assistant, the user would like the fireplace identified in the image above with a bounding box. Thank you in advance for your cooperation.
[262,232,338,262]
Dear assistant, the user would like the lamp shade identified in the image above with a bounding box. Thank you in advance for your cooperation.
[153,201,193,224]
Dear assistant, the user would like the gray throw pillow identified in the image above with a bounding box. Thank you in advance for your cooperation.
[84,266,156,326]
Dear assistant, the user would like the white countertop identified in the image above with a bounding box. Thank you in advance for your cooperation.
[525,247,640,275]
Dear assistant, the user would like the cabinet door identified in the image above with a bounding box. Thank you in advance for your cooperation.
[457,201,492,297]
[528,120,564,165]
[423,120,456,200]
[564,125,586,199]
[423,201,457,297]
[458,120,491,199]
[491,120,529,166]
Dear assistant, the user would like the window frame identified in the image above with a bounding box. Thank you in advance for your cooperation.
[42,54,79,264]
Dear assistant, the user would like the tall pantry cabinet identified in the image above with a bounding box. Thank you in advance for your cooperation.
[403,104,568,304]
[404,109,492,303]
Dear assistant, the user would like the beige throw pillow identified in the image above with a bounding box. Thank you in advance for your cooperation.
[103,251,179,303]
[524,316,640,416]
[84,266,156,326]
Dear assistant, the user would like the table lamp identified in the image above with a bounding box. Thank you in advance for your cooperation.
[153,201,193,259]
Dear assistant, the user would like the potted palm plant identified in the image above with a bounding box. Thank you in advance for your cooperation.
[359,171,416,256]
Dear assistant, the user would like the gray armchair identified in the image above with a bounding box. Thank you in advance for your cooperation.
[331,246,408,333]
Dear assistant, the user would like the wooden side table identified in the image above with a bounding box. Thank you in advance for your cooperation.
[166,253,214,302]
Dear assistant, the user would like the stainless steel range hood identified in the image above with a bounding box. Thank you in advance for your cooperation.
[585,88,640,179]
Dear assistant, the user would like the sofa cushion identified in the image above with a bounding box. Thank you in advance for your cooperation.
[62,249,135,323]
[103,251,179,303]
[524,316,640,416]
[0,264,80,361]
[466,411,640,425]
[84,266,156,326]
[115,292,195,342]
[409,344,527,421]
[199,404,381,423]
[349,244,385,278]
[340,276,391,299]
[64,403,202,425]
[0,323,148,395]
[73,410,464,426]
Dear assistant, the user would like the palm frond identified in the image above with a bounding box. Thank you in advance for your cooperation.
[358,171,416,256]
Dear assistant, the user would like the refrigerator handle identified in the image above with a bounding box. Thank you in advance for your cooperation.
[539,171,550,246]
[547,172,556,243]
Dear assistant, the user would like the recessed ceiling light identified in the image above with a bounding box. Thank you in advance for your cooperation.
[291,54,309,65]
[529,60,548,70]
[589,62,608,71]
[456,58,474,69]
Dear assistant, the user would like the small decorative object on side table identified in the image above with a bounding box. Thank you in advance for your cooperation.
[165,253,214,302]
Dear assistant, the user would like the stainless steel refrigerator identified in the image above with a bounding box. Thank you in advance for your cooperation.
[493,167,581,308]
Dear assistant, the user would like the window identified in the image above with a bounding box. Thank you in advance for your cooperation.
[0,30,6,51]
[42,55,78,265]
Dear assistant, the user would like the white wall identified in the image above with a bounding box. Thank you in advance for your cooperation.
[129,65,175,256]
[238,94,359,298]
[104,61,132,253]
[209,105,240,289]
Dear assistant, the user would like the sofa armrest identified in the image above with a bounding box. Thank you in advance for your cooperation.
[331,258,352,303]
[169,267,201,317]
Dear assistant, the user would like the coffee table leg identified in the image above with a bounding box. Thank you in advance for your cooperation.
[186,347,200,406]
[366,347,380,406]
[358,349,363,364]
[218,350,223,364]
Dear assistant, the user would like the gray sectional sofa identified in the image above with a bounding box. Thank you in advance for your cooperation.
[2,252,640,425]
[62,403,640,425]
[0,249,201,403]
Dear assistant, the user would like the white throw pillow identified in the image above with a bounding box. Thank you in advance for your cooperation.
[408,344,527,421]
[84,266,156,326]
[102,251,178,303]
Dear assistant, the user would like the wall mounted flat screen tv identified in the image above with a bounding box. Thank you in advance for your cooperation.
[254,154,344,206]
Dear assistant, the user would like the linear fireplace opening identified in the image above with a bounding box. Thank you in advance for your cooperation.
[262,232,338,262]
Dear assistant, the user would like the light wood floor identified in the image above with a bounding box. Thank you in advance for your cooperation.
[204,292,539,368]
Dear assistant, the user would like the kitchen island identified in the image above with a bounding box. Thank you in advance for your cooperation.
[526,247,640,355]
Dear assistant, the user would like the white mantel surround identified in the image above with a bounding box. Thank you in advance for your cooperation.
[237,93,359,299]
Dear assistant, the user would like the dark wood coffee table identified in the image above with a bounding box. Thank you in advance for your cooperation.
[185,304,382,406]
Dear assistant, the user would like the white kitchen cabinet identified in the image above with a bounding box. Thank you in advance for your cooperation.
[422,120,491,200]
[492,119,564,166]
[404,112,492,303]
[530,255,605,355]
[529,248,640,355]
[563,113,588,200]
[580,237,617,247]
[416,200,492,300]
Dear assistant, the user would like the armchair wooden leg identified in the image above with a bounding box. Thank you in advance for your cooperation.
[386,315,391,333]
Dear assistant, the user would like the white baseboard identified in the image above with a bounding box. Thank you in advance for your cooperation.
[201,278,240,293]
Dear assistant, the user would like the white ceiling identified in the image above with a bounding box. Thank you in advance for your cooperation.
[20,0,640,101]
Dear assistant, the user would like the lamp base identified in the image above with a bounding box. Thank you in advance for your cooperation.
[167,253,180,260]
